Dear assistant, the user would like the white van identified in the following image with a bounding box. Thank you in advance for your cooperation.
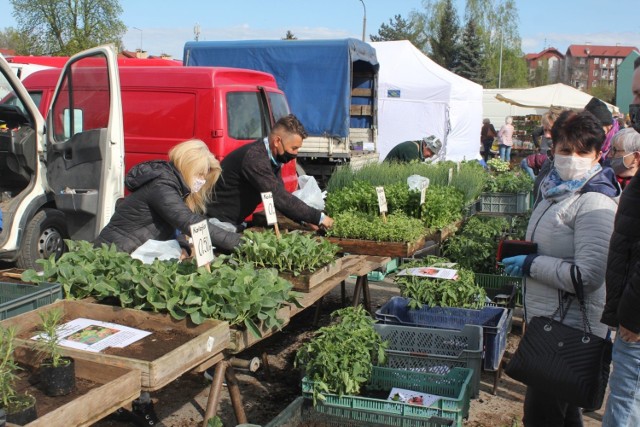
[0,45,124,269]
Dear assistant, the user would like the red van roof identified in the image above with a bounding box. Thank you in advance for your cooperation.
[6,55,182,67]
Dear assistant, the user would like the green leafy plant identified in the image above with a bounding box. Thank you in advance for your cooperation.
[484,170,533,193]
[22,241,301,337]
[34,308,68,368]
[395,257,486,309]
[443,216,510,274]
[234,230,339,276]
[0,326,34,414]
[326,211,426,242]
[486,158,511,173]
[420,186,464,229]
[295,306,387,404]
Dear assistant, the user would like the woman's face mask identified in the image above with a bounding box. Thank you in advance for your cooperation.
[553,154,595,181]
[192,177,207,193]
[610,152,637,177]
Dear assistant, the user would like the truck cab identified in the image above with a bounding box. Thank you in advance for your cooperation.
[0,45,124,270]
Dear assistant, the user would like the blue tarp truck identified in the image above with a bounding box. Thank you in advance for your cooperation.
[183,38,379,186]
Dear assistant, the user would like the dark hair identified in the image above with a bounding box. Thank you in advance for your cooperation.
[272,114,308,139]
[551,110,606,153]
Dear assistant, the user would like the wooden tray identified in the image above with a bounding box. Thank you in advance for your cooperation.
[227,305,291,354]
[3,299,230,391]
[279,258,344,292]
[9,348,140,427]
[424,220,463,244]
[326,236,426,258]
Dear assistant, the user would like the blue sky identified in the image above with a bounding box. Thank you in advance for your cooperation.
[1,0,639,60]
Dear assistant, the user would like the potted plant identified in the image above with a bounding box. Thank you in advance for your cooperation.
[33,308,76,396]
[0,326,37,425]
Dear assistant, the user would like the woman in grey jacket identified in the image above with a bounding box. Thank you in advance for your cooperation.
[503,110,620,427]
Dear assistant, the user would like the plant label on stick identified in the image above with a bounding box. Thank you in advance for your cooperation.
[448,168,453,185]
[376,186,388,214]
[420,182,428,205]
[261,192,278,225]
[190,220,214,268]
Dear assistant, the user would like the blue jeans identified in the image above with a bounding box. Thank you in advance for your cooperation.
[520,158,536,180]
[602,332,640,427]
[499,145,512,162]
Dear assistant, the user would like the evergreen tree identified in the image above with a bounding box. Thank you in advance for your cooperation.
[454,19,486,84]
[282,30,297,40]
[429,0,460,70]
[370,14,428,52]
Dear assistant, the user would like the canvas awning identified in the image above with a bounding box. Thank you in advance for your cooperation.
[496,83,619,114]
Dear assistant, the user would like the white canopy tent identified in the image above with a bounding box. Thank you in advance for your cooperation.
[496,83,619,114]
[371,40,483,162]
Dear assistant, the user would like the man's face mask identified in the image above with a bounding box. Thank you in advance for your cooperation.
[276,150,297,164]
[629,104,640,134]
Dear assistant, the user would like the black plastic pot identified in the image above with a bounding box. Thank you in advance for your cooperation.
[6,395,37,425]
[40,356,76,396]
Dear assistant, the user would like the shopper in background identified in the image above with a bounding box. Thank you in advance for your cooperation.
[584,96,617,158]
[384,135,442,163]
[481,118,497,162]
[503,110,619,427]
[497,116,514,163]
[606,127,640,189]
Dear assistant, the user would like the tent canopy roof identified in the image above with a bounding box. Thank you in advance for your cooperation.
[496,83,619,113]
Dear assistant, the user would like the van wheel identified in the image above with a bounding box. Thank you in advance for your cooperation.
[16,209,69,270]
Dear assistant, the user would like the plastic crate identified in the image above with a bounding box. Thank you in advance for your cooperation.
[475,274,522,309]
[478,192,530,214]
[363,258,400,282]
[302,367,472,427]
[241,397,455,427]
[0,282,63,320]
[374,323,483,398]
[375,297,509,371]
[462,200,480,219]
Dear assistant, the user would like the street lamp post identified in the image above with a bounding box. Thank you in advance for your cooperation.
[498,29,504,89]
[132,27,143,52]
[358,0,366,42]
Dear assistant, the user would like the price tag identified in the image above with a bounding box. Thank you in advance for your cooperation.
[261,192,278,225]
[375,186,388,213]
[189,220,214,267]
[420,184,427,205]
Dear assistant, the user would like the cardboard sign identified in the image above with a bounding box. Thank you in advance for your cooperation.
[190,220,214,267]
[261,192,278,225]
[375,186,388,213]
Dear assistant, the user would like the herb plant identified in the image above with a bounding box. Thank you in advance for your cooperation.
[34,308,68,367]
[234,230,339,276]
[395,257,486,309]
[443,216,510,274]
[0,326,33,414]
[486,158,511,173]
[295,306,387,404]
[326,211,426,242]
[22,241,301,337]
[484,170,533,193]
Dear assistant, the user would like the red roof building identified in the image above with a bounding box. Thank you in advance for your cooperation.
[564,44,638,91]
[525,48,564,84]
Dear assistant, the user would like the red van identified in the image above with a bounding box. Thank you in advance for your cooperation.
[2,64,295,268]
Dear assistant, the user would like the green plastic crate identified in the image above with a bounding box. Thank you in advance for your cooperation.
[478,192,530,214]
[475,274,522,309]
[302,367,472,427]
[375,323,483,398]
[0,282,63,320]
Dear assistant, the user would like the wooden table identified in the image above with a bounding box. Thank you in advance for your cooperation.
[200,254,391,426]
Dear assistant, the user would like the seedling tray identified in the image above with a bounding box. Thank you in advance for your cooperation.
[302,366,472,427]
[326,236,426,257]
[279,258,345,292]
[3,299,229,391]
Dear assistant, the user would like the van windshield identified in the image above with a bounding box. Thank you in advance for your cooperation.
[268,92,289,122]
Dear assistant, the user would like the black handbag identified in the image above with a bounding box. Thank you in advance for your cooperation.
[504,265,612,409]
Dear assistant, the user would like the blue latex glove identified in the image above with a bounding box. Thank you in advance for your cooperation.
[502,255,527,277]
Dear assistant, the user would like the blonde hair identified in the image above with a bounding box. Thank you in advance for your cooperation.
[168,139,221,214]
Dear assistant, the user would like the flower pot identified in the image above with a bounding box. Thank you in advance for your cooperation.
[40,356,76,396]
[5,394,37,425]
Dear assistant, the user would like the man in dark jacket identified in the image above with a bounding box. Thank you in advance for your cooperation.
[95,161,241,254]
[206,114,333,230]
[383,135,442,163]
[601,59,640,427]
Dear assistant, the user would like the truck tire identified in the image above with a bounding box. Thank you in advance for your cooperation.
[16,209,69,270]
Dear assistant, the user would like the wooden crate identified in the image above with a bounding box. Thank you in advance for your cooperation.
[9,347,140,427]
[326,236,426,258]
[2,299,230,391]
[279,258,345,292]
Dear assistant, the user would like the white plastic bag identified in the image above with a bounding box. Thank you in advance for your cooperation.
[407,175,430,191]
[292,175,325,210]
[130,239,182,264]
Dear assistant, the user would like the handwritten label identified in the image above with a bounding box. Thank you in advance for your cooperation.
[261,192,278,225]
[189,220,214,267]
[375,186,388,213]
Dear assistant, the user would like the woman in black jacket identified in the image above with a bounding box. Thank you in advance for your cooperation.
[94,139,241,254]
